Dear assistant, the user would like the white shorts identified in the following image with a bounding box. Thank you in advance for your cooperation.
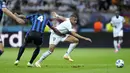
[49,32,69,45]
[113,30,123,37]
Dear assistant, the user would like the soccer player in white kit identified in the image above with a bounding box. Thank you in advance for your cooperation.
[110,11,125,53]
[35,12,92,67]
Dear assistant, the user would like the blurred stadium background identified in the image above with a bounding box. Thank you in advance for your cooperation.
[1,0,130,48]
[1,0,130,73]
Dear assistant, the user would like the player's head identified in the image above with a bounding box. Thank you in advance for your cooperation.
[115,11,120,18]
[70,13,78,25]
[3,0,6,2]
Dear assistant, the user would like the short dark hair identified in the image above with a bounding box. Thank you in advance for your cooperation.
[70,12,78,18]
[3,0,6,2]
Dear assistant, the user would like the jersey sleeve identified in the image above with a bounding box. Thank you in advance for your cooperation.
[46,20,53,27]
[26,14,35,19]
[65,22,75,32]
[122,17,125,23]
[45,14,53,27]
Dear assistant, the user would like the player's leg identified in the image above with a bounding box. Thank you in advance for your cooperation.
[38,33,61,62]
[113,30,120,53]
[14,42,28,65]
[113,37,119,53]
[35,33,60,67]
[119,37,123,44]
[27,45,40,67]
[29,46,40,63]
[35,44,56,67]
[116,36,122,49]
[117,30,123,49]
[0,43,4,56]
[28,34,42,67]
[63,35,79,62]
[0,35,4,56]
[40,44,56,60]
[14,34,31,65]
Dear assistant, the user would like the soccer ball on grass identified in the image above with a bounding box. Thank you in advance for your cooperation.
[115,59,124,68]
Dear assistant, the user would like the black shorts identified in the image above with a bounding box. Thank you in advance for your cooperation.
[25,31,43,46]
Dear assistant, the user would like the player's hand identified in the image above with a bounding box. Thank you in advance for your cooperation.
[85,38,92,43]
[14,13,18,16]
[16,18,25,24]
[51,12,58,18]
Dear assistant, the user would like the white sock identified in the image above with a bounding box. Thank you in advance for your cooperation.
[64,43,78,56]
[38,50,52,63]
[114,40,118,50]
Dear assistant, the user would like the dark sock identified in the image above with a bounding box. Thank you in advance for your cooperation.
[16,43,27,60]
[0,50,4,56]
[29,46,40,64]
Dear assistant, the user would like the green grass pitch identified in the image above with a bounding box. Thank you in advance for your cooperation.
[0,48,130,73]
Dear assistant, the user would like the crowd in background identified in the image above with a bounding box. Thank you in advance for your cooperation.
[2,0,130,32]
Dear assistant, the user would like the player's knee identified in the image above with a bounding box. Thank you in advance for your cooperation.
[49,48,54,52]
[0,50,4,56]
[49,47,55,52]
[74,38,79,43]
[49,45,56,52]
[36,46,40,51]
[36,45,40,48]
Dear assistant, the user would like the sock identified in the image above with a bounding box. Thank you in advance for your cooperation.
[64,43,78,56]
[114,40,118,51]
[16,43,27,60]
[29,46,40,64]
[38,50,52,63]
[0,50,3,56]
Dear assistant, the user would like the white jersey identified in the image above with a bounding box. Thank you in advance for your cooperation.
[52,18,75,34]
[110,16,125,31]
[49,18,75,45]
[110,15,125,37]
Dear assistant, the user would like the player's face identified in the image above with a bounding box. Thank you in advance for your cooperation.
[70,17,77,25]
[115,11,120,18]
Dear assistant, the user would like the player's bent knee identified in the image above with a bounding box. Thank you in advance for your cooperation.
[74,38,79,43]
[49,47,55,52]
[49,44,56,52]
[49,49,54,52]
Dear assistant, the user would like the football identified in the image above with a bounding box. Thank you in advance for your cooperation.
[115,59,124,68]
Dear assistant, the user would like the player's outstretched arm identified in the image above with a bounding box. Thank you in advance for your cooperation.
[2,8,25,24]
[70,31,92,42]
[51,12,66,21]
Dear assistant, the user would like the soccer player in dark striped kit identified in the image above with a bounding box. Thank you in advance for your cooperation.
[14,12,63,67]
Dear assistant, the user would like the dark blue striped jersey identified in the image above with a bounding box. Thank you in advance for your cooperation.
[0,0,6,21]
[26,14,53,33]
